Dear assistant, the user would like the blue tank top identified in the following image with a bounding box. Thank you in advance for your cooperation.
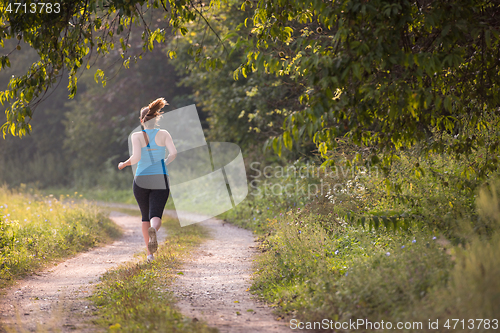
[135,129,169,176]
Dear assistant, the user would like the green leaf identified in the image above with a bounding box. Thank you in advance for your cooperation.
[283,131,293,150]
[381,216,389,229]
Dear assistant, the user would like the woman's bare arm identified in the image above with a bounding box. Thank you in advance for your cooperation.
[118,133,142,169]
[163,131,177,165]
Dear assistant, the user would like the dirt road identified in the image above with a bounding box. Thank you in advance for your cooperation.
[0,211,161,332]
[0,206,290,332]
[165,211,291,333]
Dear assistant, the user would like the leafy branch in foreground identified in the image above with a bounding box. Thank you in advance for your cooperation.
[0,0,221,137]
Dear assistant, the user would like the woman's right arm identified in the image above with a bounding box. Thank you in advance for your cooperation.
[118,133,142,169]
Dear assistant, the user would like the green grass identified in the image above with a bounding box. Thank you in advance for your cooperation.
[402,184,500,332]
[91,213,217,332]
[249,208,451,323]
[222,154,500,332]
[0,185,122,289]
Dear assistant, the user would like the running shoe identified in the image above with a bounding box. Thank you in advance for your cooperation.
[147,254,154,262]
[148,227,158,254]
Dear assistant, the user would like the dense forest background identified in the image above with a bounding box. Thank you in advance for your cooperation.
[0,2,308,190]
[2,0,499,193]
[0,36,192,189]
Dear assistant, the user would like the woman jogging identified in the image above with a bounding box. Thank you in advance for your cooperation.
[118,98,177,262]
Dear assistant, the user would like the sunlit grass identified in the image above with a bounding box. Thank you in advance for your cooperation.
[0,185,122,289]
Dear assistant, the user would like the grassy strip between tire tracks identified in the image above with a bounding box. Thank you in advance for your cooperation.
[90,212,218,333]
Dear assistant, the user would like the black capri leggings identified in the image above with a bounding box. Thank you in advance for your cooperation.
[133,176,170,222]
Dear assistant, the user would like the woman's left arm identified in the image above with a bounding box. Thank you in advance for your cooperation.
[164,131,177,165]
[118,134,142,170]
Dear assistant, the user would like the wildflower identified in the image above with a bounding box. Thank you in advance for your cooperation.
[412,240,416,243]
[298,230,302,234]
[7,214,10,217]
[345,272,348,276]
[401,245,405,249]
[24,219,27,222]
[253,217,256,220]
[386,252,390,256]
[37,215,40,217]
[50,209,53,212]
[335,250,339,255]
[0,206,3,208]
[432,236,437,240]
[267,207,269,210]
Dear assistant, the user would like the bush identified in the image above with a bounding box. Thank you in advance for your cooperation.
[224,155,500,331]
[404,181,500,332]
[250,208,449,325]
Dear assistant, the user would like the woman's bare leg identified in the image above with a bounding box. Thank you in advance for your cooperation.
[142,221,152,255]
[151,216,161,231]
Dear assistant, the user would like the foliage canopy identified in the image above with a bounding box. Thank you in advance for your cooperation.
[2,0,500,178]
[234,0,500,171]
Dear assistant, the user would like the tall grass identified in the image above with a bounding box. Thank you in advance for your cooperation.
[223,154,500,331]
[404,181,500,332]
[250,207,450,325]
[0,185,121,288]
